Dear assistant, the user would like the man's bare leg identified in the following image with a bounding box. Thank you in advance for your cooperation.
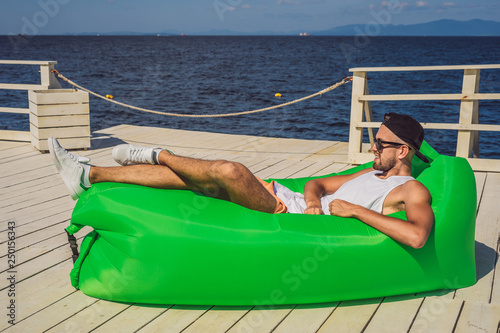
[90,165,198,191]
[49,137,277,213]
[89,152,278,213]
[157,151,278,213]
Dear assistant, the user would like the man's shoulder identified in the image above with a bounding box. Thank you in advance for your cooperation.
[401,178,426,188]
[400,179,432,199]
[384,178,431,210]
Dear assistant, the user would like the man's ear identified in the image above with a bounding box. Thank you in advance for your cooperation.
[398,145,411,160]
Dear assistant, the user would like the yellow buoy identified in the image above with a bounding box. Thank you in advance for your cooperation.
[106,94,114,99]
[275,93,282,98]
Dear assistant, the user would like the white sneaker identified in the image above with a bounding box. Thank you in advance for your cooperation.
[112,144,158,165]
[48,137,91,200]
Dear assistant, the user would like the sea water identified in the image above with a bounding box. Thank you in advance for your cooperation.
[1,35,499,157]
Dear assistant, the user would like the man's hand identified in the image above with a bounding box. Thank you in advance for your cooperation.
[329,199,360,218]
[303,169,372,216]
[329,181,434,249]
[304,205,324,215]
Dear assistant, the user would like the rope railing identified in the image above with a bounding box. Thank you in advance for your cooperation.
[51,69,352,118]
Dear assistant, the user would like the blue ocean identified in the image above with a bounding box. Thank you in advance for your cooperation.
[1,35,499,158]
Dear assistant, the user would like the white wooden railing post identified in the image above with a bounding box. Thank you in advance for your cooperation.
[29,89,91,151]
[363,83,374,145]
[0,60,90,152]
[348,64,500,172]
[456,69,480,159]
[40,63,62,89]
[348,71,367,164]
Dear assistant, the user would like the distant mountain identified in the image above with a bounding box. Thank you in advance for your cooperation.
[160,19,500,36]
[61,19,500,36]
[162,29,281,36]
[314,19,500,36]
[65,31,178,36]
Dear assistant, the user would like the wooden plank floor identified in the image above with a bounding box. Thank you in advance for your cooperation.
[0,124,499,333]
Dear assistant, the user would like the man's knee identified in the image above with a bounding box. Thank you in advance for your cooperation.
[210,160,249,183]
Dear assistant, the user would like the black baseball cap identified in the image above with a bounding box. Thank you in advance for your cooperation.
[382,112,429,163]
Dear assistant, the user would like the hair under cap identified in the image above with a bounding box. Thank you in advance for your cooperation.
[382,113,429,163]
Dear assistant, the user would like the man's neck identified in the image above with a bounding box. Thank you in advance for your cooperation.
[375,163,412,179]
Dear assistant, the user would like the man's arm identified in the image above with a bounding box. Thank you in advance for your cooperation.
[329,181,434,248]
[303,168,373,214]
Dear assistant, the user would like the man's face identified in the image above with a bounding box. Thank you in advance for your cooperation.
[373,149,398,172]
[371,126,401,172]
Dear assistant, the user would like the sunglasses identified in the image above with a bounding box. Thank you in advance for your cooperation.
[374,138,411,151]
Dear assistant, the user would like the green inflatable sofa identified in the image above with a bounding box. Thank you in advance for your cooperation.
[67,141,477,305]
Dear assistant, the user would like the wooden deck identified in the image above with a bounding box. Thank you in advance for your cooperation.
[0,124,499,333]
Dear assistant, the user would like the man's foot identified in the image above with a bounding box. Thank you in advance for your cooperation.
[48,137,91,200]
[112,144,172,166]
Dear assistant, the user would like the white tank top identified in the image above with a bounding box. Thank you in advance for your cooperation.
[273,171,414,214]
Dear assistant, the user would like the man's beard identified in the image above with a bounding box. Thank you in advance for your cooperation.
[373,154,397,172]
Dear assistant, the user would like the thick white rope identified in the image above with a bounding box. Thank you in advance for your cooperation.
[52,70,352,118]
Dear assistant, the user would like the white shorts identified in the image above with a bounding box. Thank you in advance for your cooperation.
[273,181,333,215]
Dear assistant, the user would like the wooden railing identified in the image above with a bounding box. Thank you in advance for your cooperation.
[348,64,500,172]
[0,60,62,142]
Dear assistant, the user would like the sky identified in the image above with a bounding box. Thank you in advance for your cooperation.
[1,0,499,35]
